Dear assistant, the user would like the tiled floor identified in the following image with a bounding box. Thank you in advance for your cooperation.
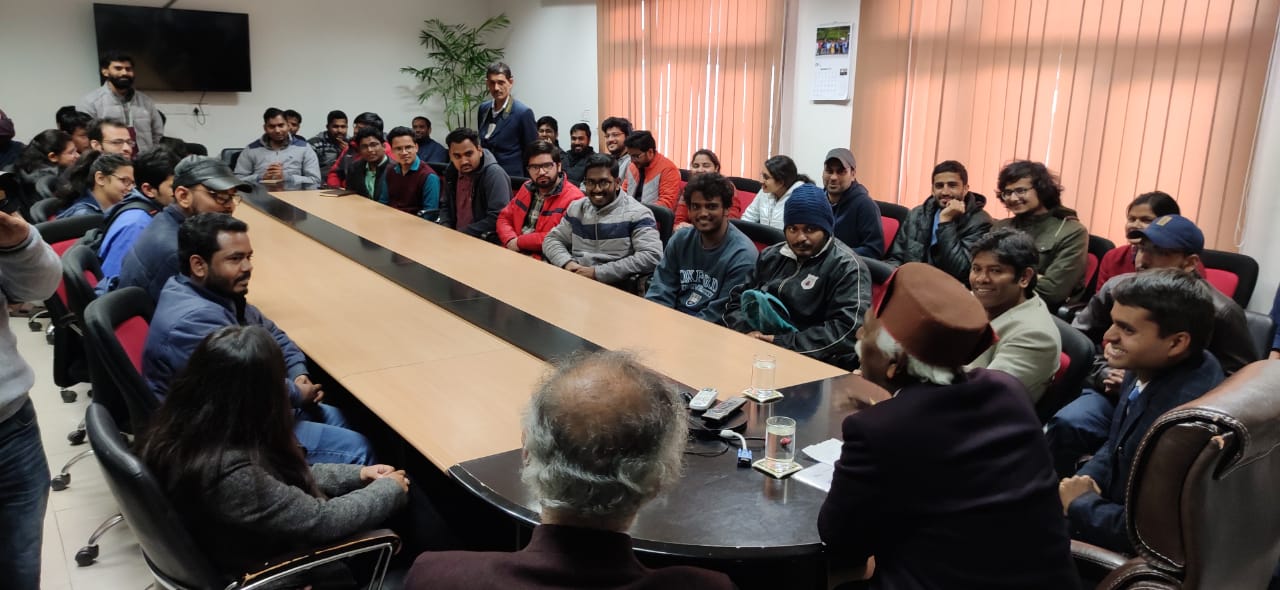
[15,314,153,589]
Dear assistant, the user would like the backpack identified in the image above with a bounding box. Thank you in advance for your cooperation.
[78,198,162,255]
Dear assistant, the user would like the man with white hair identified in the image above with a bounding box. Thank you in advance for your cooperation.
[818,262,1076,589]
[404,350,734,589]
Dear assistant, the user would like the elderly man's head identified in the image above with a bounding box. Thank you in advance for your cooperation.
[855,263,996,391]
[521,351,686,531]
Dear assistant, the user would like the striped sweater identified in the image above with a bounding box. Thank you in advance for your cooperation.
[543,193,663,285]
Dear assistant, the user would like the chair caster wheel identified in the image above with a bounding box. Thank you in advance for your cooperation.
[60,389,77,403]
[51,473,70,491]
[75,545,98,567]
[68,429,86,445]
[28,319,41,332]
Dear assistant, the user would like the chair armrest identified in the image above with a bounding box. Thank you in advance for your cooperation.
[1057,302,1085,322]
[1070,539,1127,587]
[238,528,401,590]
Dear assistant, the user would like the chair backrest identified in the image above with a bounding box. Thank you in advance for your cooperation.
[183,142,209,157]
[861,256,895,308]
[645,203,675,246]
[727,176,762,194]
[1100,360,1280,589]
[219,148,243,170]
[729,219,784,252]
[61,244,102,319]
[875,201,909,249]
[1199,249,1259,308]
[510,175,529,194]
[85,403,228,589]
[1244,310,1275,362]
[426,161,449,172]
[1085,235,1115,297]
[36,214,103,245]
[1037,317,1095,422]
[83,287,157,436]
[678,168,690,182]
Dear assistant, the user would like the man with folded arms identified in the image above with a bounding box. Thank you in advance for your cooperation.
[405,350,733,590]
[819,262,1076,589]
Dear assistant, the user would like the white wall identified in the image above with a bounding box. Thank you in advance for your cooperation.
[1239,26,1280,313]
[0,0,495,153]
[779,0,859,179]
[488,0,598,145]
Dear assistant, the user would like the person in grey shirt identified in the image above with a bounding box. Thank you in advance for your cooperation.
[77,51,165,153]
[234,107,322,190]
[0,203,64,590]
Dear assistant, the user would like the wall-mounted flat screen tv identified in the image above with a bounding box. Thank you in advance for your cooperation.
[93,3,252,92]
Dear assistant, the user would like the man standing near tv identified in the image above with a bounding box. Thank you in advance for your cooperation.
[77,51,165,153]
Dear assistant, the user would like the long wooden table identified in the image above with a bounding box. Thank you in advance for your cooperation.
[237,190,846,469]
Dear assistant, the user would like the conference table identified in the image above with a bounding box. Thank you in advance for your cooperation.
[237,188,885,585]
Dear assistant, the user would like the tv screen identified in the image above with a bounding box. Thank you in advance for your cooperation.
[92,3,251,92]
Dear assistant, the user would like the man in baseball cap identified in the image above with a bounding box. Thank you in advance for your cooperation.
[115,156,252,301]
[819,262,1076,589]
[1048,213,1256,478]
[821,147,884,258]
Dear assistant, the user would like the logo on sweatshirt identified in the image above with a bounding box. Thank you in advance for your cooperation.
[800,274,819,290]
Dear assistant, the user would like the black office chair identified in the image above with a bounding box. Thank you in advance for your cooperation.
[72,286,156,565]
[34,216,102,400]
[679,168,691,182]
[727,176,762,194]
[875,200,909,251]
[1084,234,1116,297]
[729,219,784,251]
[85,403,401,589]
[53,244,103,452]
[1244,310,1275,362]
[510,176,529,194]
[1200,249,1259,308]
[183,142,209,157]
[220,148,244,171]
[645,203,674,246]
[426,161,449,173]
[1037,317,1096,423]
[30,196,63,223]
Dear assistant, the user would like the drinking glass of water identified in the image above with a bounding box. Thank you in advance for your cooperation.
[764,416,797,467]
[751,353,777,399]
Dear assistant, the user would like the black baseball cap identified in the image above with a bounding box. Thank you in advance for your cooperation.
[173,156,252,192]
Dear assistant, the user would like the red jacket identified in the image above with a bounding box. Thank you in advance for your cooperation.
[622,152,682,210]
[495,174,584,260]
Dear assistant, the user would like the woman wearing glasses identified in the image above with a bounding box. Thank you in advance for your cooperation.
[52,150,133,219]
[991,160,1088,310]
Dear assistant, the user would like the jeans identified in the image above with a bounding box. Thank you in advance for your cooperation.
[1045,390,1116,478]
[294,403,374,466]
[0,398,49,590]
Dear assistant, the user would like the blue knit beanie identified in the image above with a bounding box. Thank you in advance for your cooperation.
[783,184,834,236]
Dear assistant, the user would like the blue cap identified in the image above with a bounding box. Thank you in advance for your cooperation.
[783,184,834,236]
[1128,214,1204,253]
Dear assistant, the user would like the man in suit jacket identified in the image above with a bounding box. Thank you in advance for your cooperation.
[1059,269,1224,553]
[476,61,538,178]
[819,262,1077,589]
[404,351,733,590]
[965,227,1062,402]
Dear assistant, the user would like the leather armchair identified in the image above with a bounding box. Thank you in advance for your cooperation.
[1072,360,1280,589]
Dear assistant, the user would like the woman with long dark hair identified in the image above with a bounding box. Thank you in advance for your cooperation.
[138,325,408,575]
[16,130,78,178]
[739,154,814,229]
[53,150,133,218]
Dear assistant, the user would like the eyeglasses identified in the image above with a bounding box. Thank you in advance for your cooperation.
[110,174,135,189]
[999,186,1033,201]
[197,186,242,206]
[582,179,615,190]
[527,162,557,173]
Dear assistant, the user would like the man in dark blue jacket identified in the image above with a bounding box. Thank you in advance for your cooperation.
[476,62,538,177]
[821,148,884,258]
[116,156,246,301]
[142,213,373,465]
[1059,269,1224,553]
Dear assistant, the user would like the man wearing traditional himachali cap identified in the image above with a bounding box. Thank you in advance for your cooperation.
[818,262,1077,590]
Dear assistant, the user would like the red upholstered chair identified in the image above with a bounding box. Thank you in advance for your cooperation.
[1199,249,1258,308]
[875,201,908,251]
[1084,235,1116,297]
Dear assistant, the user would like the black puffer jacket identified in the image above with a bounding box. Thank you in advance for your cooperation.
[884,191,993,284]
[722,237,871,370]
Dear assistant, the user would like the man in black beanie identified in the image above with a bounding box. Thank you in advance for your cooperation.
[721,184,870,369]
